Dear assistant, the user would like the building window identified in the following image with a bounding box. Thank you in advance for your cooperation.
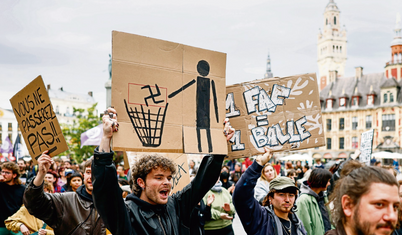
[339,118,345,130]
[390,93,394,102]
[326,99,333,109]
[352,137,358,149]
[327,138,332,150]
[352,97,358,107]
[8,134,12,143]
[8,123,12,132]
[334,16,337,25]
[0,123,2,131]
[384,93,388,103]
[0,133,2,145]
[366,115,372,129]
[326,18,328,25]
[382,114,395,131]
[56,106,59,115]
[339,137,344,149]
[327,119,332,131]
[352,117,358,130]
[367,95,374,105]
[339,98,346,107]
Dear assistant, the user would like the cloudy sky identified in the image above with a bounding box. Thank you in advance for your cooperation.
[1,0,401,112]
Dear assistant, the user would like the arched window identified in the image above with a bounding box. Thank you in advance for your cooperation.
[390,93,394,102]
[334,16,337,25]
[326,18,328,25]
[384,94,388,103]
[333,45,335,52]
[336,46,339,52]
[340,46,342,53]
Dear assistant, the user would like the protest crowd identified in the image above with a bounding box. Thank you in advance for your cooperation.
[0,107,401,235]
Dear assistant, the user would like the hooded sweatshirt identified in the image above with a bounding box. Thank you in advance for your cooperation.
[296,181,331,235]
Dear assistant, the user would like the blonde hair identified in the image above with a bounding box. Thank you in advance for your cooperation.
[261,163,277,182]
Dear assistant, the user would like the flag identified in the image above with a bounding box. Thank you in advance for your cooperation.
[81,124,103,148]
[1,136,14,162]
[1,136,13,154]
[13,135,23,160]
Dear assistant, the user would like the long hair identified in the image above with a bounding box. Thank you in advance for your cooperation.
[329,160,398,228]
[1,162,21,185]
[131,154,176,196]
[261,163,277,182]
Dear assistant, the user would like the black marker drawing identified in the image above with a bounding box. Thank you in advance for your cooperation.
[124,60,219,152]
[124,84,168,147]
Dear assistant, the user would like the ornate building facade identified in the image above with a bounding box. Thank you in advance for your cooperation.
[314,5,402,160]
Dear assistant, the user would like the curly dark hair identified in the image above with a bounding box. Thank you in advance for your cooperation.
[131,154,176,196]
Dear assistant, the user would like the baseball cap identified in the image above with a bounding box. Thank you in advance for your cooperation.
[269,176,299,192]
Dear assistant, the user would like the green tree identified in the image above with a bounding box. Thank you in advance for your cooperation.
[61,103,100,163]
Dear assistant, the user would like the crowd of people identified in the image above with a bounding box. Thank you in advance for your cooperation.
[1,108,402,235]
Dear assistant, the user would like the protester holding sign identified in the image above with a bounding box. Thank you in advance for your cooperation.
[23,157,106,234]
[233,147,307,235]
[91,108,235,235]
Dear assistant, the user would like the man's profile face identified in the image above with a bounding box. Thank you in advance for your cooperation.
[139,167,172,205]
[302,166,307,173]
[84,167,93,194]
[350,183,400,235]
[270,190,296,215]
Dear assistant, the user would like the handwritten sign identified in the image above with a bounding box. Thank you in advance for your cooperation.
[360,129,374,165]
[226,73,325,158]
[111,31,227,155]
[10,76,68,164]
[125,152,190,194]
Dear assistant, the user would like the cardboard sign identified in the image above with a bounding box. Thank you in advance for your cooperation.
[9,76,68,164]
[226,73,325,158]
[112,31,227,155]
[125,152,190,194]
[360,129,374,165]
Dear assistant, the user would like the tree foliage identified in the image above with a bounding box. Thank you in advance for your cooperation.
[61,103,100,163]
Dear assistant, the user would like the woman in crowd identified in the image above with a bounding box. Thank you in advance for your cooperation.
[57,167,67,186]
[203,179,235,235]
[254,163,277,204]
[65,172,83,192]
[296,168,333,235]
[5,181,54,235]
[220,166,234,194]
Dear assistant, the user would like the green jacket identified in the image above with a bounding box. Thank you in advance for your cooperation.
[296,193,325,235]
[202,188,235,231]
[296,183,332,235]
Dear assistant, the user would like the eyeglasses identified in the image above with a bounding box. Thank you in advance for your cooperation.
[1,171,12,175]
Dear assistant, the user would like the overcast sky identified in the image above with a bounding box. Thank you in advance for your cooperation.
[1,0,401,112]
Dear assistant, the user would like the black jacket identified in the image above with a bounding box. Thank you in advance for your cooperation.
[92,148,224,235]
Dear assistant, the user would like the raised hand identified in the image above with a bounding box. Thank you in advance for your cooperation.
[256,147,273,166]
[100,107,119,152]
[38,229,47,235]
[33,150,54,187]
[206,194,215,206]
[222,203,231,212]
[223,118,235,141]
[102,107,118,139]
